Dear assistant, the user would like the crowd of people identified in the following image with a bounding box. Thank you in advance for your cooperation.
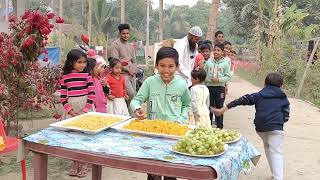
[59,24,289,180]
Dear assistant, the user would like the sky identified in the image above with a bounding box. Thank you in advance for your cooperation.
[151,0,211,9]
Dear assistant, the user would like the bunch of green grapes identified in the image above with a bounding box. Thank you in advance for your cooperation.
[219,129,241,143]
[173,126,225,155]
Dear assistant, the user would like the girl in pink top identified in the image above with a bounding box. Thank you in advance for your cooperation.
[60,49,94,177]
[87,58,107,112]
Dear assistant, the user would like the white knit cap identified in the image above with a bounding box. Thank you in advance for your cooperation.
[189,26,203,37]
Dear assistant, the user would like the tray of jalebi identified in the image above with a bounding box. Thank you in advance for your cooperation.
[50,112,131,134]
[111,119,195,139]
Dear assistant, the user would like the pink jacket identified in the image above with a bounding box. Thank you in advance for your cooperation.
[93,77,107,113]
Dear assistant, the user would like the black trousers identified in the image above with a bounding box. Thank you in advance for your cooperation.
[208,86,225,129]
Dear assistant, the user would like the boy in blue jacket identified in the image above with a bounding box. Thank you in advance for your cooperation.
[212,72,290,180]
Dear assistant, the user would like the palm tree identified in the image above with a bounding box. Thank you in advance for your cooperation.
[206,0,220,41]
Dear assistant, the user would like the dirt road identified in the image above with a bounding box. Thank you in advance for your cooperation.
[2,75,320,180]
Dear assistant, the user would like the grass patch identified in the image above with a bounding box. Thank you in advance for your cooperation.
[17,108,56,120]
[0,153,71,179]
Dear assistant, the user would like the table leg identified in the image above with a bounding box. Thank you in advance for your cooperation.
[92,164,102,180]
[32,152,48,180]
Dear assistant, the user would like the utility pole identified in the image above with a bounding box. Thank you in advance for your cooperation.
[158,0,163,42]
[146,0,150,47]
[144,0,150,61]
[120,0,125,23]
[88,0,92,45]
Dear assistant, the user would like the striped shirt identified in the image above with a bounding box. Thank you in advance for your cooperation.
[60,72,95,113]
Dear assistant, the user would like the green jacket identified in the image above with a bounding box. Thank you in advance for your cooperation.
[204,57,232,87]
[130,74,191,123]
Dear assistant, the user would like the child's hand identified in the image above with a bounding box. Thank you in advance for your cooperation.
[194,113,200,122]
[135,108,146,120]
[108,95,115,101]
[68,110,79,117]
[210,107,228,117]
[124,94,129,100]
[211,78,219,83]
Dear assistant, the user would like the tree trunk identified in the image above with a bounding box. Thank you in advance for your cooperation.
[59,0,63,47]
[255,18,261,61]
[120,0,125,23]
[158,0,163,42]
[206,0,220,41]
[88,0,92,45]
[296,40,319,98]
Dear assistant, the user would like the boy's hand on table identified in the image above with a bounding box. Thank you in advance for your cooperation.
[135,108,146,120]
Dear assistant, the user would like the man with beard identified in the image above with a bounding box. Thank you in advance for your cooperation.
[173,26,203,87]
[110,24,136,114]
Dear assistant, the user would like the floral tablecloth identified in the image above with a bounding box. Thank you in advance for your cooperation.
[23,128,260,180]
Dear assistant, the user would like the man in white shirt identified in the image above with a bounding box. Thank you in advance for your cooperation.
[173,26,203,87]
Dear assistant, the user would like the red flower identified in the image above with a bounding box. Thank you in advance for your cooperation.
[21,35,36,49]
[43,58,49,62]
[81,34,89,45]
[40,27,51,35]
[49,24,54,29]
[33,11,41,22]
[47,12,55,19]
[41,49,48,54]
[11,60,19,66]
[8,15,16,22]
[53,112,62,120]
[55,17,64,23]
[22,11,32,20]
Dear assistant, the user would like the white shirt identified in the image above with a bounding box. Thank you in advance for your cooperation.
[189,84,210,127]
[173,36,197,86]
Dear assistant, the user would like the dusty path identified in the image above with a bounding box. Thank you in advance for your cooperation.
[1,75,320,180]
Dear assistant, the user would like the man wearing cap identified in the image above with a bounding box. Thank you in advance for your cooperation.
[173,26,202,87]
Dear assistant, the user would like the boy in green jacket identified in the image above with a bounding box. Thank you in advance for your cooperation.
[204,43,231,129]
[131,47,191,180]
[131,47,191,124]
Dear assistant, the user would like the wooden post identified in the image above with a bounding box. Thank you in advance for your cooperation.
[296,39,319,98]
[33,152,48,180]
[92,164,102,180]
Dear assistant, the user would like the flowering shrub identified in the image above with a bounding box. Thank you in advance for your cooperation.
[0,10,64,136]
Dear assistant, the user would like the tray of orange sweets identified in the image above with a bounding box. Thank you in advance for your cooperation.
[50,112,131,134]
[111,119,194,139]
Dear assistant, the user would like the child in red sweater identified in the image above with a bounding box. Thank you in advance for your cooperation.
[106,58,129,115]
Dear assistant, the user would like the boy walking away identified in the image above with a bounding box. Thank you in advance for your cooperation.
[212,73,290,180]
[189,69,210,127]
[204,44,231,129]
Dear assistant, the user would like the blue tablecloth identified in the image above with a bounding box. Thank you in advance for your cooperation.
[24,128,260,180]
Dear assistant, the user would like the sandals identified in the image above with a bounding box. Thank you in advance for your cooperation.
[77,162,89,178]
[68,161,79,176]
